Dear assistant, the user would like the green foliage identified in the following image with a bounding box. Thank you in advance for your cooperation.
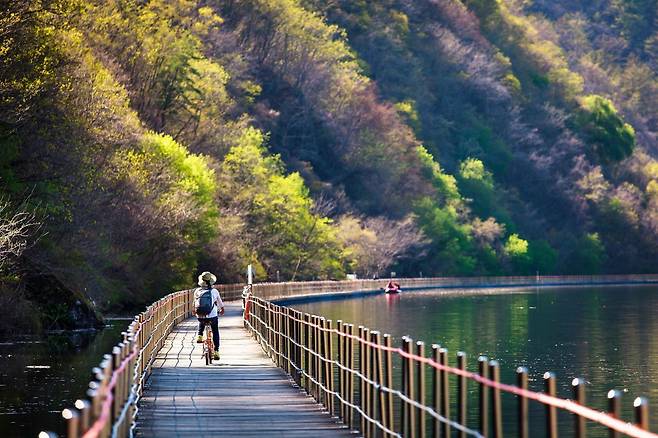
[459,158,492,184]
[527,240,558,274]
[416,146,461,202]
[578,95,636,162]
[140,132,217,207]
[567,233,606,274]
[218,128,345,280]
[504,233,528,257]
[414,197,477,275]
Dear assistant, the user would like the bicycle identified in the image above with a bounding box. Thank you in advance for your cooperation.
[201,322,215,365]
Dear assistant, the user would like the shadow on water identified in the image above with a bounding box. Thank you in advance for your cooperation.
[0,321,126,437]
[293,285,658,436]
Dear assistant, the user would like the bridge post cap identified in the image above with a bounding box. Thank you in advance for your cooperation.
[607,389,622,399]
[571,377,586,386]
[38,432,57,438]
[488,359,499,367]
[516,366,528,374]
[74,399,90,410]
[543,371,555,379]
[457,351,466,357]
[477,355,488,362]
[61,408,78,420]
[633,396,648,407]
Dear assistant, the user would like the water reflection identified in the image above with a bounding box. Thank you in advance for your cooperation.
[0,322,125,437]
[293,285,658,435]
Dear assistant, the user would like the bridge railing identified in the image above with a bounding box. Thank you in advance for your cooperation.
[44,283,246,438]
[245,294,656,438]
[249,274,658,301]
[43,289,200,438]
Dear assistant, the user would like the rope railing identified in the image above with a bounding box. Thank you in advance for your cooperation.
[42,288,200,438]
[41,276,658,437]
[42,282,249,438]
[244,294,656,438]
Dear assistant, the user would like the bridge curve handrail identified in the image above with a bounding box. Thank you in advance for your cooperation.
[45,288,194,437]
[245,293,657,437]
[46,276,658,437]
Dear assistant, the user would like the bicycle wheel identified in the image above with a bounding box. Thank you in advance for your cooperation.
[206,326,213,364]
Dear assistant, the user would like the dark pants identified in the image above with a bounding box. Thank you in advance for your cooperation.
[197,316,220,351]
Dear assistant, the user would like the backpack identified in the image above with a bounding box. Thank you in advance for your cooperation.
[195,288,214,316]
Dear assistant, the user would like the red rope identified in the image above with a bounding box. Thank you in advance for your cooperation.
[81,344,138,438]
[81,292,183,438]
[252,299,657,438]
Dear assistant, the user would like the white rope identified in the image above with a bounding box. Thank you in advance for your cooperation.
[246,309,484,438]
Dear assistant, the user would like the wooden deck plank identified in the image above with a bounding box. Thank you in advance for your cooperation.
[136,303,354,437]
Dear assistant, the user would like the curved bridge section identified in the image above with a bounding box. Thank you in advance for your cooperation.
[50,277,658,437]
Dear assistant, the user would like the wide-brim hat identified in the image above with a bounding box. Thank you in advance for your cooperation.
[198,271,217,287]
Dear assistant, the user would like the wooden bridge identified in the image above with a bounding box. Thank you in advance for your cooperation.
[135,303,351,437]
[49,277,658,438]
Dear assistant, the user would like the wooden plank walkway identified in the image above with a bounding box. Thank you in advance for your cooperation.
[135,303,353,437]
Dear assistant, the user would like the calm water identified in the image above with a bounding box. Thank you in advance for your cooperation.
[0,321,126,437]
[293,285,658,435]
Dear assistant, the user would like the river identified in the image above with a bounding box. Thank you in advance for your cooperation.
[0,321,126,437]
[291,284,658,436]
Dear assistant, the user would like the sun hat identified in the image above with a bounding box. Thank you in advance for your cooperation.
[198,271,217,287]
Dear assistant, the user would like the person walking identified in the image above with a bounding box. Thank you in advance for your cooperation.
[194,271,225,360]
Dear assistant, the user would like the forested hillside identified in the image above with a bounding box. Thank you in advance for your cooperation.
[1,0,656,332]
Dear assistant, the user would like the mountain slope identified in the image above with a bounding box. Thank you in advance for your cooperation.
[1,0,656,331]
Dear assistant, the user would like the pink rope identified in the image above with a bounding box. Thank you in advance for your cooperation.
[251,299,657,438]
[81,293,181,438]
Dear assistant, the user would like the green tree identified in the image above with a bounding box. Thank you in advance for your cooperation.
[578,95,636,162]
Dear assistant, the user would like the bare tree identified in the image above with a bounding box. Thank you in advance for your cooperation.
[339,215,428,277]
[0,197,41,271]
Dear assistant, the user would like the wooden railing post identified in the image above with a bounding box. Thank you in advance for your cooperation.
[304,313,311,394]
[634,397,649,430]
[544,372,557,438]
[383,334,394,434]
[348,324,356,430]
[337,320,345,421]
[478,356,489,437]
[295,310,302,386]
[457,352,467,438]
[361,328,372,438]
[416,341,426,438]
[373,331,386,437]
[326,319,335,417]
[572,377,586,438]
[359,325,366,433]
[401,337,409,436]
[315,316,322,402]
[608,389,622,438]
[63,407,80,438]
[489,360,503,438]
[517,367,529,438]
[439,348,450,438]
[431,345,441,438]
